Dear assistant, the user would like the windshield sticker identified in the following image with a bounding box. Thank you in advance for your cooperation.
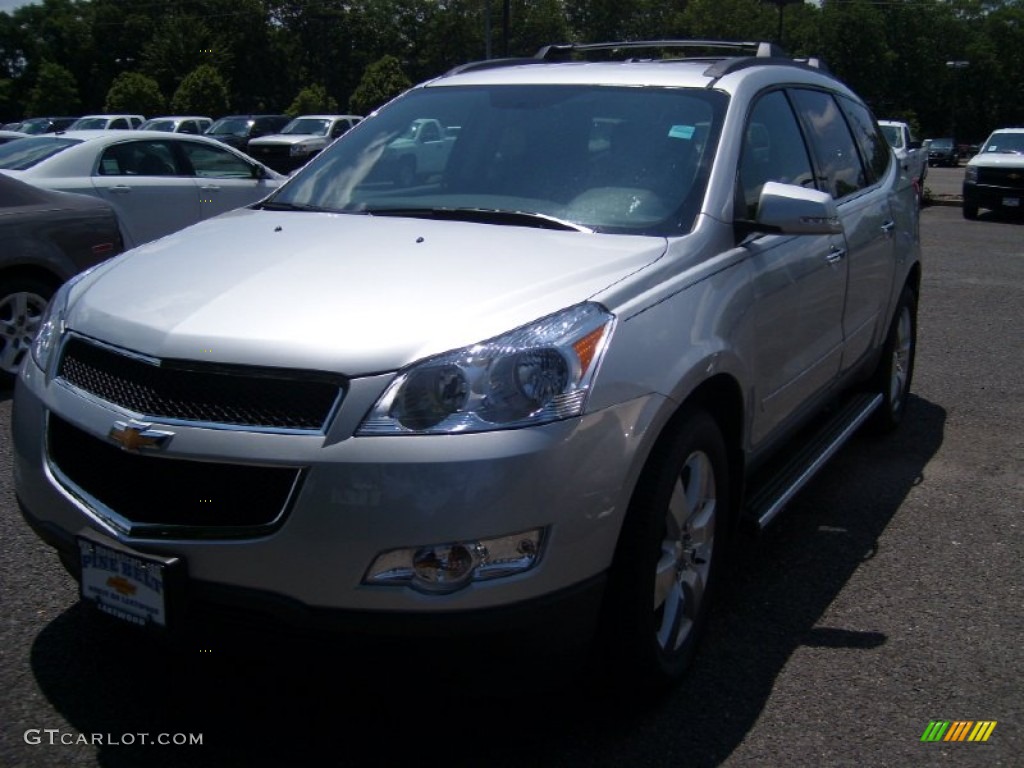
[669,125,696,140]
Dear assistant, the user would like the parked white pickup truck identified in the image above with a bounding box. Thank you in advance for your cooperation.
[383,118,457,184]
[879,120,928,191]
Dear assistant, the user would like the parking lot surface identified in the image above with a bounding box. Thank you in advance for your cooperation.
[0,205,1020,767]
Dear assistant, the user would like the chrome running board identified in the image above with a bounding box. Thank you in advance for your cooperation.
[746,393,883,530]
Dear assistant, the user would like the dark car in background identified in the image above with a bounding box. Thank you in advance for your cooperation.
[927,138,959,167]
[204,115,291,153]
[0,173,123,383]
[18,117,78,135]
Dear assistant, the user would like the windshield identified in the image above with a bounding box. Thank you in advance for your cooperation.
[18,119,52,135]
[70,118,109,130]
[930,138,953,149]
[0,137,81,170]
[982,132,1024,155]
[140,119,175,132]
[207,118,252,137]
[270,85,726,236]
[880,125,904,149]
[281,118,331,136]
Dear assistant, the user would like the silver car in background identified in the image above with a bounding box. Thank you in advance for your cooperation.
[12,40,920,689]
[0,131,283,248]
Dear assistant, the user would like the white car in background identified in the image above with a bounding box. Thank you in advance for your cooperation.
[0,130,284,248]
[139,116,214,135]
[68,114,145,131]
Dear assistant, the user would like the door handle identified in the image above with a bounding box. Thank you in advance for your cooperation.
[199,185,221,191]
[826,246,846,264]
[881,220,895,235]
[109,185,131,193]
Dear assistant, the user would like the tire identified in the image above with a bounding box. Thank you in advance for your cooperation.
[869,285,917,432]
[963,202,978,220]
[598,408,731,690]
[0,276,56,387]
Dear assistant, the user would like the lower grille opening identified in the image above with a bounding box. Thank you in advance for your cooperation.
[47,414,303,538]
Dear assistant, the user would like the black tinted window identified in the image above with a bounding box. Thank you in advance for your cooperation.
[738,90,815,218]
[791,89,867,199]
[839,96,891,185]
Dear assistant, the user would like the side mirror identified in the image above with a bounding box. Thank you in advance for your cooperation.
[745,181,843,237]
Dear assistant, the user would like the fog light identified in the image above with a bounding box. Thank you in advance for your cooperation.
[364,528,544,593]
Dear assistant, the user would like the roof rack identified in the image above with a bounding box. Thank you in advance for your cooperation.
[535,40,787,61]
[445,39,828,79]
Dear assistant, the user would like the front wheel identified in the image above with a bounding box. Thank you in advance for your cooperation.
[598,408,731,689]
[963,202,978,220]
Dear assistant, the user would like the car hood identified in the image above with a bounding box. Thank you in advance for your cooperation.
[66,209,666,375]
[249,134,324,146]
[968,152,1024,168]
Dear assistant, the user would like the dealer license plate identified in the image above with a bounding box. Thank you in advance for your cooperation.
[78,536,171,628]
[1003,196,1020,207]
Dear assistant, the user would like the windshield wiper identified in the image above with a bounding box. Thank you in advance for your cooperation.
[365,207,591,232]
[253,200,338,213]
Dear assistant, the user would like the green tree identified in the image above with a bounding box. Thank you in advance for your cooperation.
[104,71,164,115]
[171,64,229,116]
[142,14,225,101]
[287,84,339,116]
[26,61,79,115]
[349,55,412,115]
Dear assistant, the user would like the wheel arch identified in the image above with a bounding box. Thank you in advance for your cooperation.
[0,264,65,294]
[631,373,747,536]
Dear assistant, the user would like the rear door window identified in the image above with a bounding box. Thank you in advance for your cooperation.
[838,96,891,185]
[790,89,868,200]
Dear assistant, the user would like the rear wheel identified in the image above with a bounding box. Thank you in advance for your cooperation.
[0,276,55,386]
[963,202,978,220]
[599,408,731,689]
[869,285,917,432]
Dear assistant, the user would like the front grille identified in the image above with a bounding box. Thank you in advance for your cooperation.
[252,144,290,159]
[977,167,1024,189]
[48,415,302,537]
[57,335,342,431]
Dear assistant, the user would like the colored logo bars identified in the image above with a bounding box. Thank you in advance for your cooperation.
[921,721,997,743]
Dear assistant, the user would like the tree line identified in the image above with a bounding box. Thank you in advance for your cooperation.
[1,0,1022,143]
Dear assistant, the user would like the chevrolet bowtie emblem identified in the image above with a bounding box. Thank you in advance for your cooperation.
[108,421,173,452]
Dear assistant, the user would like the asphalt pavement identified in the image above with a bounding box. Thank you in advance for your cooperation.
[0,204,1020,767]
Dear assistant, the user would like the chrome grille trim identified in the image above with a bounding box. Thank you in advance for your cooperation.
[56,333,344,433]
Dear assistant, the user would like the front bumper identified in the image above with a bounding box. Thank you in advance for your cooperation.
[13,353,661,637]
[963,181,1024,212]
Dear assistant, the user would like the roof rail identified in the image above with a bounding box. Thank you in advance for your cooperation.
[535,39,788,61]
[702,54,830,80]
[445,57,550,76]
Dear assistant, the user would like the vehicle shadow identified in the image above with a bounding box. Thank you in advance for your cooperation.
[28,395,946,768]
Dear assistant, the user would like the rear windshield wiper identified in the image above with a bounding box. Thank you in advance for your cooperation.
[364,207,591,232]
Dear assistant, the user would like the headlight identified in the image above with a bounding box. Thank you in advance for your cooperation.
[30,277,74,376]
[964,166,978,183]
[358,303,614,435]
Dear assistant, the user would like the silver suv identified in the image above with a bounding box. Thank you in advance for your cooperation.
[13,41,920,688]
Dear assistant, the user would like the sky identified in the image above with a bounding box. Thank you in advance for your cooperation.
[0,0,37,12]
